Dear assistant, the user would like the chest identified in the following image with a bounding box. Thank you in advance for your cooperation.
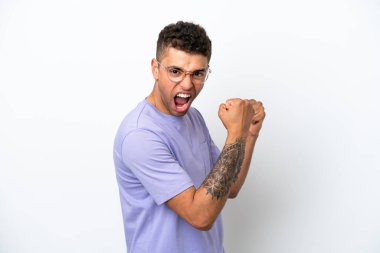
[165,120,213,188]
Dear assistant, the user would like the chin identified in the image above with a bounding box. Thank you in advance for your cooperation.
[172,110,188,117]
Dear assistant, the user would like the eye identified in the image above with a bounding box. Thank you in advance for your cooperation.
[168,68,183,77]
[193,71,206,79]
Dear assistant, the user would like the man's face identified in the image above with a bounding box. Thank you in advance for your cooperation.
[151,47,209,116]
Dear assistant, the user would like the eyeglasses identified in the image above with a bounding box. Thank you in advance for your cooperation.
[156,60,211,84]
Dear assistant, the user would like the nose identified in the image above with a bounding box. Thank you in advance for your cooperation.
[179,73,194,90]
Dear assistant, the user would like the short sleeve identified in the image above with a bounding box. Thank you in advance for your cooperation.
[121,129,194,205]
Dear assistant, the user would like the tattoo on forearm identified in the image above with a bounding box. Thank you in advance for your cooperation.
[203,138,246,199]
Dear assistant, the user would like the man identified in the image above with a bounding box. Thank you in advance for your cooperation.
[113,21,265,253]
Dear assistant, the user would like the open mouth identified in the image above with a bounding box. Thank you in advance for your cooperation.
[174,93,191,113]
[174,93,191,105]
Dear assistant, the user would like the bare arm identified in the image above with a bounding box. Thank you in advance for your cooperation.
[166,99,265,230]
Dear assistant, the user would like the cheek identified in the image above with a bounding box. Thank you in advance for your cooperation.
[158,81,176,99]
[194,84,204,96]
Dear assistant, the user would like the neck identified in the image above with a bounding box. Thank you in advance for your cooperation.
[146,91,156,107]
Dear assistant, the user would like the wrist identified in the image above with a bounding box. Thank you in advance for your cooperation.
[226,131,247,145]
[247,133,259,141]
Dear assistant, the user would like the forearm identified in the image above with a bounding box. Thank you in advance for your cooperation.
[229,134,258,198]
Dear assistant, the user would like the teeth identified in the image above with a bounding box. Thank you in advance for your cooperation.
[177,93,190,98]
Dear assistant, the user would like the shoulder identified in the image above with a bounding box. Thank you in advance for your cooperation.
[188,106,202,117]
[121,128,167,158]
[187,106,205,121]
[114,100,168,153]
[186,107,208,130]
[116,100,165,136]
[121,100,155,128]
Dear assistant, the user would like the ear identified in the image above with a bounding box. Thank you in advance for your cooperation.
[151,58,159,80]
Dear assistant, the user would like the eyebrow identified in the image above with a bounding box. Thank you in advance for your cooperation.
[167,65,207,72]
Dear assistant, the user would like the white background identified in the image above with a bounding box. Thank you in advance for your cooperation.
[1,0,379,252]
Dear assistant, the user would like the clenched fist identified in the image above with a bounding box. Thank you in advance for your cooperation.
[248,100,265,137]
[218,98,255,139]
[218,98,265,139]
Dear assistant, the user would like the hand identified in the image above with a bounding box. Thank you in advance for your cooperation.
[248,100,265,137]
[218,98,255,139]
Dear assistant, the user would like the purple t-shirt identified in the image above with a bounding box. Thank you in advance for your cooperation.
[113,99,224,253]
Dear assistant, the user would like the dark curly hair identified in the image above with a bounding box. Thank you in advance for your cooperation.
[156,21,212,62]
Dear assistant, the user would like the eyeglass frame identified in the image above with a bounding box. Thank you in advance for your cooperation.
[155,59,211,84]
